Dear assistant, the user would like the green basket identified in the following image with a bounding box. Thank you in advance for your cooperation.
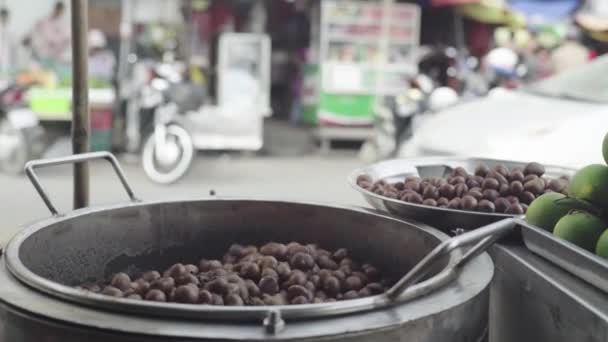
[301,63,319,125]
[28,88,72,120]
[318,92,375,125]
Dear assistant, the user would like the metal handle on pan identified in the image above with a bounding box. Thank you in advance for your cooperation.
[25,152,139,216]
[385,217,520,299]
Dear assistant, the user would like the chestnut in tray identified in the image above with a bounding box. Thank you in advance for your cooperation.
[77,242,393,306]
[357,162,570,215]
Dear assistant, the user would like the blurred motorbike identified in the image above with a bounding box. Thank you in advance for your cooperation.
[127,33,271,184]
[418,46,489,97]
[139,63,201,184]
[359,75,459,162]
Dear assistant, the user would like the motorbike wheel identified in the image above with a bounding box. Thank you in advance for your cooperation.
[142,124,194,184]
[0,118,32,175]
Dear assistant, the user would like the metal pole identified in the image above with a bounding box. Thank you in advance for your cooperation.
[71,0,90,209]
[118,0,134,152]
[117,0,132,92]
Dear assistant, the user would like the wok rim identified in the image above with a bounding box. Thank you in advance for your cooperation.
[5,197,463,322]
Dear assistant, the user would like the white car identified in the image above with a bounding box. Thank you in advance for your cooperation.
[401,56,608,168]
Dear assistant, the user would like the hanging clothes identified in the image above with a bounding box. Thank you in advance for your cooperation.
[466,20,494,57]
[192,1,235,42]
[29,11,70,64]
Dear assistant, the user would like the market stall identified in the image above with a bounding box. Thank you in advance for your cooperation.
[315,0,420,152]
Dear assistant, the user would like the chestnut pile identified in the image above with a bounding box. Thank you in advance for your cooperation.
[357,162,569,214]
[78,242,392,306]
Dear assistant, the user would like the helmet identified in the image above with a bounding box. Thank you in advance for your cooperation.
[88,29,107,49]
[485,47,518,77]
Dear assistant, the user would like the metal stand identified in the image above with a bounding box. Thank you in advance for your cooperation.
[489,244,608,342]
[71,0,90,209]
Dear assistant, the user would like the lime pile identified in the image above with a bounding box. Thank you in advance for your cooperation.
[525,132,608,259]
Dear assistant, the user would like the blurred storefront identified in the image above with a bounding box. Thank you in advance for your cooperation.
[0,0,605,155]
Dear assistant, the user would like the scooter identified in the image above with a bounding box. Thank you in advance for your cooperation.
[139,71,199,184]
[359,75,432,163]
[418,46,489,98]
[135,33,271,184]
[359,75,459,163]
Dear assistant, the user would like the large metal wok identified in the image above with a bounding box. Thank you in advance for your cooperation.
[0,153,516,341]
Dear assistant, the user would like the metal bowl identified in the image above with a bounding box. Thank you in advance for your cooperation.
[348,157,575,230]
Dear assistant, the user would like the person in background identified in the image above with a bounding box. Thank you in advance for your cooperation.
[88,29,116,84]
[286,0,311,125]
[0,8,15,83]
[27,1,70,64]
[192,0,236,97]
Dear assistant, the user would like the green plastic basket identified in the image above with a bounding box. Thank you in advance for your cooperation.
[28,88,72,120]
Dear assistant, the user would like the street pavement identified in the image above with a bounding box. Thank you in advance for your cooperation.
[0,150,367,245]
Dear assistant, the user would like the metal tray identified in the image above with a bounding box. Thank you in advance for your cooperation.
[348,157,575,231]
[520,220,608,293]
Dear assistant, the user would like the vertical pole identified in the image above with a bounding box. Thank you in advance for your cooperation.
[373,0,392,113]
[71,0,90,209]
[376,0,392,95]
[117,0,132,92]
[119,0,135,152]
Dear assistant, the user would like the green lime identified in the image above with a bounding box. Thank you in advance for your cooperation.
[554,212,606,252]
[603,132,608,165]
[526,192,573,232]
[568,164,608,209]
[596,229,608,259]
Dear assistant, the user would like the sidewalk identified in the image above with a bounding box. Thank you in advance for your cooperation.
[0,139,366,245]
